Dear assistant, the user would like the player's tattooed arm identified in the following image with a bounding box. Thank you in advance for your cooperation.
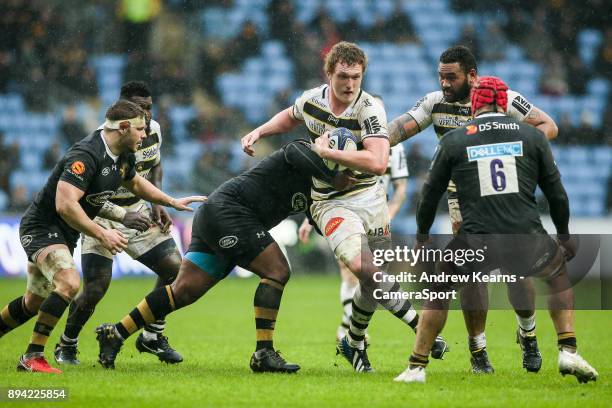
[388,114,420,146]
[525,106,558,140]
[99,201,150,232]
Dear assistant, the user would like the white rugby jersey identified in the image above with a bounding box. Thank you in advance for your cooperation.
[97,119,163,206]
[292,84,389,201]
[380,144,408,193]
[406,89,533,192]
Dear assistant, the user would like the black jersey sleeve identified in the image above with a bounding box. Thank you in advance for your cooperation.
[283,140,336,183]
[122,153,137,181]
[536,136,569,235]
[416,142,453,235]
[59,148,98,192]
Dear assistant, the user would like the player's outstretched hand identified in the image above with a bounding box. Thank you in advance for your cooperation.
[100,229,128,255]
[312,131,330,158]
[241,130,261,156]
[557,234,578,261]
[331,169,358,191]
[298,218,313,244]
[169,196,207,211]
[121,211,151,232]
[152,204,173,233]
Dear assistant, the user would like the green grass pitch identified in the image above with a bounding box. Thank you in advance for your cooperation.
[0,276,610,407]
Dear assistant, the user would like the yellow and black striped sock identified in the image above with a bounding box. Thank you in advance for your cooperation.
[558,331,577,353]
[115,285,176,339]
[0,296,35,337]
[26,291,69,354]
[409,352,429,369]
[254,278,285,351]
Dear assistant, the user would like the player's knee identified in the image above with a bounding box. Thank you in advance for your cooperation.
[24,292,44,313]
[54,269,81,299]
[154,253,182,284]
[265,259,291,285]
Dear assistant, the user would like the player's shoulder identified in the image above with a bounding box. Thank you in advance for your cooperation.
[506,88,533,115]
[149,118,162,135]
[409,91,443,112]
[299,84,328,101]
[354,89,385,113]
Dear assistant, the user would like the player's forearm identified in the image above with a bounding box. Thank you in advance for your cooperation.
[388,114,420,147]
[526,108,558,140]
[388,180,407,219]
[125,176,174,207]
[258,108,300,138]
[284,141,335,182]
[416,182,445,234]
[56,199,106,240]
[98,201,127,222]
[321,148,388,176]
[536,122,558,140]
[543,184,570,235]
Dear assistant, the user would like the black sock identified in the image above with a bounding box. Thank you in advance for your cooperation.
[558,332,577,352]
[63,301,96,341]
[26,292,69,354]
[0,296,35,336]
[115,285,176,340]
[254,278,285,351]
[409,352,429,369]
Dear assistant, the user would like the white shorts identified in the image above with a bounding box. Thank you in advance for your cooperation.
[310,184,390,256]
[82,201,174,260]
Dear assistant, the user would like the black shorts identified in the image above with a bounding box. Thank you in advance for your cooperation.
[188,202,275,269]
[19,211,77,263]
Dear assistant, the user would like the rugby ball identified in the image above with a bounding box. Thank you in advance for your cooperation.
[323,127,358,171]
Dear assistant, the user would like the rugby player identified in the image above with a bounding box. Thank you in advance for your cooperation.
[394,76,598,384]
[298,95,409,342]
[388,46,559,373]
[241,42,447,373]
[95,140,354,372]
[0,100,205,373]
[55,81,184,366]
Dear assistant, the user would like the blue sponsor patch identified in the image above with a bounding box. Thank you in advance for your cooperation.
[467,141,523,161]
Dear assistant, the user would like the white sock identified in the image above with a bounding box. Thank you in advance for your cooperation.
[60,334,78,345]
[516,313,536,336]
[468,332,487,352]
[340,280,357,327]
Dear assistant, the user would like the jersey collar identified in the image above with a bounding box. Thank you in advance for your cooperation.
[100,131,119,162]
[476,112,506,118]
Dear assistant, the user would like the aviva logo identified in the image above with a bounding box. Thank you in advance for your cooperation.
[467,141,523,161]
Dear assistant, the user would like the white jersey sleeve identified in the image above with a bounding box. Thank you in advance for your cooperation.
[150,119,162,166]
[406,91,439,131]
[390,144,408,179]
[291,86,323,122]
[358,96,388,140]
[506,89,534,121]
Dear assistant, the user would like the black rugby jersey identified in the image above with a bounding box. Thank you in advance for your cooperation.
[27,129,136,237]
[417,113,568,235]
[207,141,335,230]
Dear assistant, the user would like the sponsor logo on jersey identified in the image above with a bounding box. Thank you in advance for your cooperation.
[466,125,478,135]
[20,235,33,247]
[102,167,110,176]
[139,144,158,160]
[410,96,427,111]
[437,116,467,127]
[325,217,344,236]
[71,161,86,175]
[327,114,340,126]
[511,95,532,116]
[473,121,520,133]
[363,98,372,107]
[85,190,116,206]
[467,141,523,161]
[290,192,308,214]
[48,232,58,239]
[219,235,238,248]
[368,224,390,236]
[363,116,381,134]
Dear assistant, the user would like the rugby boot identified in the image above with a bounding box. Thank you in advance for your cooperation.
[54,342,80,365]
[135,333,183,364]
[249,348,300,373]
[95,323,123,369]
[394,365,426,383]
[558,349,598,383]
[470,348,494,374]
[516,330,542,373]
[431,335,449,359]
[17,353,62,374]
[336,335,374,373]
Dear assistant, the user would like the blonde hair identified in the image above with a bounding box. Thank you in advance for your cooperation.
[324,41,368,75]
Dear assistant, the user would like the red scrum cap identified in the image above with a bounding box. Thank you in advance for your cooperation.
[471,76,509,114]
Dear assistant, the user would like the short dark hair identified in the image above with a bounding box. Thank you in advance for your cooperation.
[439,46,477,74]
[120,81,152,99]
[105,99,145,121]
